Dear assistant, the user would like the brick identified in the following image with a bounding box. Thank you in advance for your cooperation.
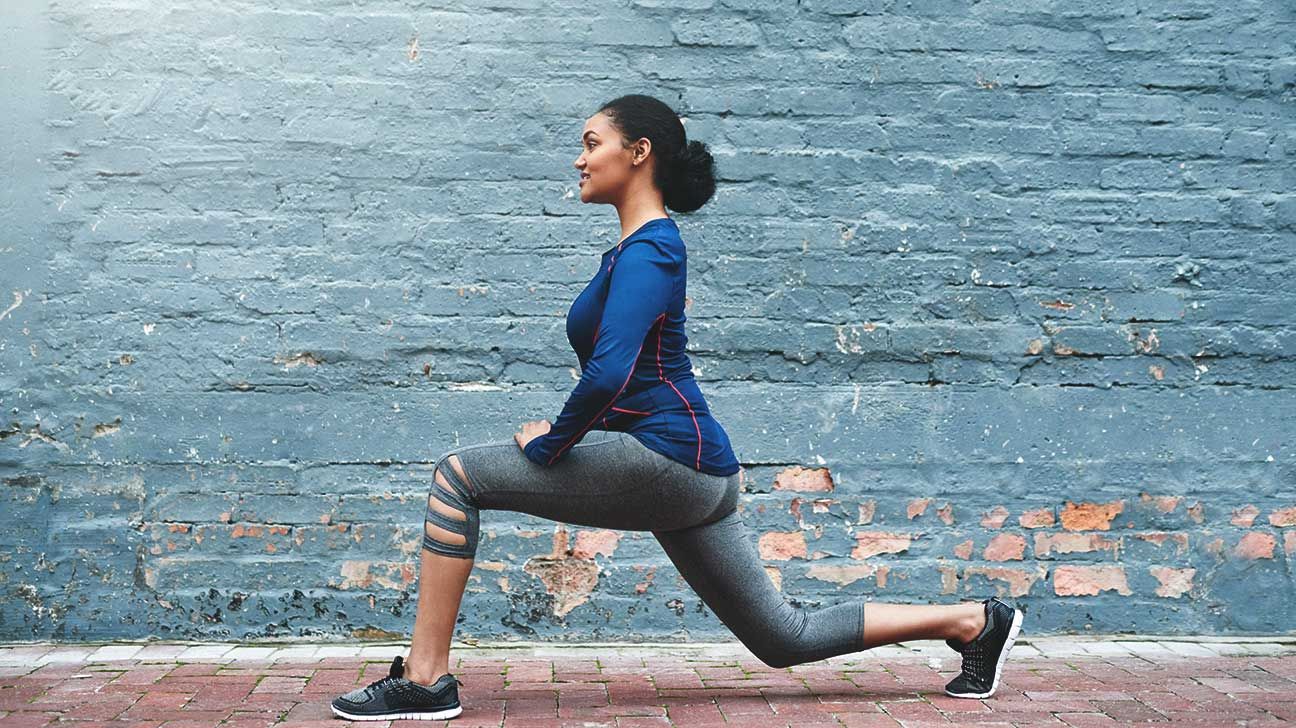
[772,466,834,492]
[571,530,620,560]
[1233,531,1276,559]
[1019,508,1056,528]
[758,531,807,560]
[850,532,912,560]
[1060,500,1125,531]
[1268,507,1296,527]
[964,565,1047,597]
[983,533,1027,561]
[1231,505,1261,527]
[1053,565,1132,596]
[1034,532,1121,559]
[1149,566,1195,598]
[981,506,1010,528]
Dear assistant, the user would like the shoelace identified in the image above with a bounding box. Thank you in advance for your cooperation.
[368,674,466,692]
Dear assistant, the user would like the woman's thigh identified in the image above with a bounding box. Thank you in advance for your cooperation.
[446,430,739,533]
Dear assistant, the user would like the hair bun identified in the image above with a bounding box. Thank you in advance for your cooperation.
[665,139,716,214]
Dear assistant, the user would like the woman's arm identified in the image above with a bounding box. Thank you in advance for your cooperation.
[522,241,677,466]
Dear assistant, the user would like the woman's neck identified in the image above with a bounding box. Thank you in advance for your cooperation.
[615,202,670,244]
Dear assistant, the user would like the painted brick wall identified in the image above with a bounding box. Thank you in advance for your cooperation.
[2,0,1293,642]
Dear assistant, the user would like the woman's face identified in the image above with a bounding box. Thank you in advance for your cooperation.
[574,112,642,205]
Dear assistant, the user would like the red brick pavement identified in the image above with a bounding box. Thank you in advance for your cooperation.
[3,649,1296,727]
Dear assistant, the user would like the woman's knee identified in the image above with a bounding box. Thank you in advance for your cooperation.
[423,452,480,559]
[744,611,813,669]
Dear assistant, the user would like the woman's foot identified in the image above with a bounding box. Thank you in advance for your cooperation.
[330,656,464,721]
[943,597,1024,699]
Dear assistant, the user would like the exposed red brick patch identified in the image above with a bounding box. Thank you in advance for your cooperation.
[1133,531,1189,555]
[938,565,959,595]
[953,539,974,560]
[902,494,922,518]
[1148,364,1164,380]
[1149,566,1195,598]
[1139,493,1181,513]
[793,497,837,525]
[1026,338,1044,355]
[1018,508,1055,528]
[981,506,1010,529]
[773,466,834,492]
[806,563,881,587]
[1060,500,1124,531]
[936,503,954,525]
[1268,507,1296,527]
[1231,505,1260,527]
[572,529,620,559]
[1035,533,1121,558]
[1053,565,1131,596]
[907,498,932,519]
[850,531,913,560]
[857,501,876,524]
[1233,531,1276,560]
[336,561,415,590]
[634,565,657,594]
[964,565,1046,597]
[1285,532,1296,557]
[1186,501,1205,524]
[984,533,1026,561]
[523,526,602,617]
[759,531,807,560]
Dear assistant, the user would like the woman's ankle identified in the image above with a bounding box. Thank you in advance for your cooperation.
[953,603,987,645]
[403,655,449,686]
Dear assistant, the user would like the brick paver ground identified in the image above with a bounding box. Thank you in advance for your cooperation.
[3,638,1295,727]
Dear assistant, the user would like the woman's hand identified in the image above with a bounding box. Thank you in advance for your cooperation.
[514,419,552,452]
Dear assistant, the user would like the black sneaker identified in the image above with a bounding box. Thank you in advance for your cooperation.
[943,596,1023,699]
[331,655,464,721]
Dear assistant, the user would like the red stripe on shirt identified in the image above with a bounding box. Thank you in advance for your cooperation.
[655,315,703,470]
[610,406,651,415]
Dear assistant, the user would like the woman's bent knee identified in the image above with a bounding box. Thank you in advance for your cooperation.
[423,452,480,559]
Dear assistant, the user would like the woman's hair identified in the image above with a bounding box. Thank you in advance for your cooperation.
[597,94,716,214]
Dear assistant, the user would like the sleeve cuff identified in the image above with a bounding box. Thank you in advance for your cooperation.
[522,438,550,467]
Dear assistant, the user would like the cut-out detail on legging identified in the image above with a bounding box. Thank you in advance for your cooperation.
[428,471,467,523]
[422,454,479,559]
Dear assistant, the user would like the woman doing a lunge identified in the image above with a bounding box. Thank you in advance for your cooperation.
[331,94,1024,721]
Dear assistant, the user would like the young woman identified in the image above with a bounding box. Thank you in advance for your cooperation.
[331,94,1024,721]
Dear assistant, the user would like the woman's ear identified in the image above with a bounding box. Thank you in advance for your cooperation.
[632,137,652,166]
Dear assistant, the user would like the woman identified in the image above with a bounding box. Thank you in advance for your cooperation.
[331,94,1024,721]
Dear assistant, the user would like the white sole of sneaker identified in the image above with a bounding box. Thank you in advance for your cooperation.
[330,704,463,721]
[944,607,1024,700]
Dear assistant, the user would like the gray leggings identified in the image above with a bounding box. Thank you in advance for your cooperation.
[424,430,866,668]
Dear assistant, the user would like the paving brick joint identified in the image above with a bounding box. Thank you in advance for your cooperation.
[2,0,1293,644]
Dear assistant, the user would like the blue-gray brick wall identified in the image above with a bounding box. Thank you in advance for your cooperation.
[1,0,1293,642]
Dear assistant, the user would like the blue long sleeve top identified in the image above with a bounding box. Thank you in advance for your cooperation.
[523,217,741,476]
